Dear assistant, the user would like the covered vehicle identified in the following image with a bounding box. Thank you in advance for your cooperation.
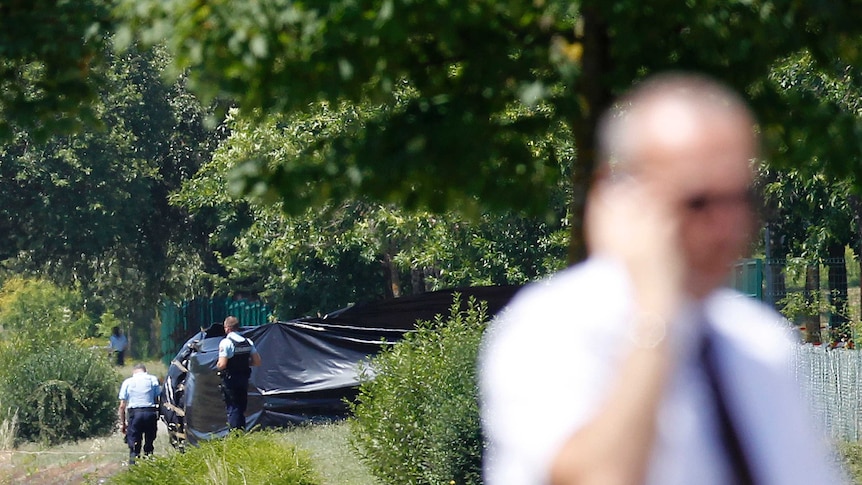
[160,286,519,447]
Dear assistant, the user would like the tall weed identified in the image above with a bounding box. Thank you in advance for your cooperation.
[349,295,488,485]
[0,403,17,451]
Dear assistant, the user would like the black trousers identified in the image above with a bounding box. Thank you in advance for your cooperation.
[221,377,249,430]
[126,407,157,459]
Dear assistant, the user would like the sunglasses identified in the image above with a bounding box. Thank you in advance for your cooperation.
[684,188,758,212]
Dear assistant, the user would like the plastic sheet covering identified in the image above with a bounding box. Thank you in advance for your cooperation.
[160,285,521,445]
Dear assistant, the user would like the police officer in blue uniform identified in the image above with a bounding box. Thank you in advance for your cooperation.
[118,363,161,464]
[217,315,262,430]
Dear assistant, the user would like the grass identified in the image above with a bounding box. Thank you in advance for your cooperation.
[283,422,379,485]
[0,420,378,485]
[109,430,319,485]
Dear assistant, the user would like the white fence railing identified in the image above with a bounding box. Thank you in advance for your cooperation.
[795,345,862,442]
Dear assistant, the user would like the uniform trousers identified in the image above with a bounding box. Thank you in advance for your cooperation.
[126,407,157,462]
[221,376,249,430]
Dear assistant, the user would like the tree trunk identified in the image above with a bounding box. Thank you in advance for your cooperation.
[827,242,850,344]
[804,264,821,345]
[411,267,426,294]
[382,251,401,299]
[567,5,611,265]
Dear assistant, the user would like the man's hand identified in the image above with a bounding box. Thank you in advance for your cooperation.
[118,400,127,435]
[586,178,684,320]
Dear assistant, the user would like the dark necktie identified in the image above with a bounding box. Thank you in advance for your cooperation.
[699,329,757,485]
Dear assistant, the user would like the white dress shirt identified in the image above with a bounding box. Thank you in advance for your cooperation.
[479,257,847,485]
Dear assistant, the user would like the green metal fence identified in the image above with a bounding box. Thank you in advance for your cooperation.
[731,258,763,300]
[160,297,273,366]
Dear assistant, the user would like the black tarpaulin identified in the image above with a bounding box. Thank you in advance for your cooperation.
[160,285,520,445]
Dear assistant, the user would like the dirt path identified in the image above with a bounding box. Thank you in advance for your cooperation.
[1,422,173,485]
[3,457,124,484]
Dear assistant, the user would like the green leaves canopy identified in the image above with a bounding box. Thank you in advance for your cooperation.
[0,0,114,140]
[117,0,862,262]
[174,109,568,317]
[119,0,576,218]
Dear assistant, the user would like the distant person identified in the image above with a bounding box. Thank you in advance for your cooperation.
[217,316,261,430]
[118,363,161,465]
[479,73,847,484]
[109,326,129,366]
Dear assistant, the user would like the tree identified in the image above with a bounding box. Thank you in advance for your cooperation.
[117,0,862,262]
[759,50,862,344]
[0,46,219,355]
[761,167,858,343]
[173,108,568,317]
[0,0,114,141]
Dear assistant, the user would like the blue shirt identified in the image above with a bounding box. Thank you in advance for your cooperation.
[109,334,128,352]
[118,371,161,409]
[218,331,259,359]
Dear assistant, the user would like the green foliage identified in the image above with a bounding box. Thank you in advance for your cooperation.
[117,0,862,267]
[839,441,862,485]
[766,50,862,183]
[118,0,580,218]
[1,44,220,356]
[174,108,567,317]
[0,343,117,445]
[96,310,123,338]
[760,165,858,257]
[109,430,320,485]
[0,0,114,141]
[0,277,93,353]
[0,278,117,445]
[349,295,488,485]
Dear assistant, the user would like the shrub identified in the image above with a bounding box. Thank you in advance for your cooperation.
[109,430,320,485]
[0,342,118,445]
[839,441,862,484]
[0,277,94,372]
[349,295,488,485]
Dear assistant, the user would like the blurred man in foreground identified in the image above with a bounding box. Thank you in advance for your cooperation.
[479,73,847,485]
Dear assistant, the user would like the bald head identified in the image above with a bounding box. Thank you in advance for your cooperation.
[597,73,759,177]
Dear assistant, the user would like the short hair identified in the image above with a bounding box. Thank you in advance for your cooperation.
[133,363,147,372]
[596,72,756,173]
[224,316,240,329]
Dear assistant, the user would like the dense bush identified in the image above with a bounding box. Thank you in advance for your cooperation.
[349,295,488,485]
[109,430,320,485]
[0,343,118,445]
[0,278,93,354]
